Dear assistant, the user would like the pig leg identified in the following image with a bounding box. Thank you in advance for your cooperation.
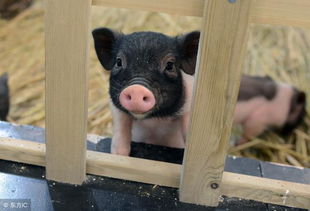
[110,103,133,156]
[181,111,190,143]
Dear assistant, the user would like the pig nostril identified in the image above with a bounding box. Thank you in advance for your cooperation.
[126,95,131,100]
[143,96,148,102]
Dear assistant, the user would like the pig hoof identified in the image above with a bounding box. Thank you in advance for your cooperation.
[111,146,131,156]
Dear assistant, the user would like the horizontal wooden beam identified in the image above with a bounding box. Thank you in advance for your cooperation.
[87,150,180,187]
[0,138,45,166]
[0,138,309,209]
[0,138,180,187]
[221,172,310,209]
[252,0,310,29]
[92,0,204,17]
[92,0,310,28]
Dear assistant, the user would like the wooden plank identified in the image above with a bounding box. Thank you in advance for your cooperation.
[221,172,310,209]
[87,150,181,187]
[252,0,310,29]
[0,138,45,166]
[92,0,204,17]
[179,0,253,206]
[0,138,180,187]
[92,0,310,28]
[45,0,91,184]
[0,138,309,209]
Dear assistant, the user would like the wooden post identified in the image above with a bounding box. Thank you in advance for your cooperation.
[180,0,253,206]
[45,0,91,184]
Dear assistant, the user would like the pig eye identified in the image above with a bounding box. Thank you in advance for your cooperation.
[116,58,122,67]
[165,62,174,72]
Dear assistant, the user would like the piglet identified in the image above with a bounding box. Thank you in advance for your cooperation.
[93,28,199,155]
[93,28,306,154]
[235,75,306,144]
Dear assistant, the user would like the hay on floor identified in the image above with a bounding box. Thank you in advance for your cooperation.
[0,4,309,167]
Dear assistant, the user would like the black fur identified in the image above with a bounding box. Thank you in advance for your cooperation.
[92,28,199,118]
[280,90,306,135]
[238,75,277,101]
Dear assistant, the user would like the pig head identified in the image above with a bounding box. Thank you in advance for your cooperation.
[92,28,199,155]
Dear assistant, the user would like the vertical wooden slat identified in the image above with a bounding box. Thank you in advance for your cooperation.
[45,0,91,184]
[180,0,253,206]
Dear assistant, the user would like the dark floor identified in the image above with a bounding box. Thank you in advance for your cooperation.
[0,121,308,211]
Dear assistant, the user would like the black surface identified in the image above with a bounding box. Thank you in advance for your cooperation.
[260,161,310,184]
[0,121,45,143]
[0,160,275,211]
[0,121,308,211]
[96,138,185,164]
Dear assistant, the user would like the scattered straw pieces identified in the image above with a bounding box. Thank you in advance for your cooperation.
[0,4,309,167]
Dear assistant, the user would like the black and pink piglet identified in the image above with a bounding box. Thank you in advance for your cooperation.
[92,28,306,155]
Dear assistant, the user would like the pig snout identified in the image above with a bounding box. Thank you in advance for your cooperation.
[119,84,155,114]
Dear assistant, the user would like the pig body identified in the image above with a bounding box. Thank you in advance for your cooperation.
[234,85,291,127]
[132,117,184,147]
[234,75,306,144]
[93,28,306,155]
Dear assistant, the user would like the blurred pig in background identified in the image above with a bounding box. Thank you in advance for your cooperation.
[235,75,306,145]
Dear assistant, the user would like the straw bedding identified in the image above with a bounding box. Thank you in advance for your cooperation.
[0,3,309,167]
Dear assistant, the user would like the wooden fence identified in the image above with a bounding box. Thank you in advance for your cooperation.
[0,0,309,209]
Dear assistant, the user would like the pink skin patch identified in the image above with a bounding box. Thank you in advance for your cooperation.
[119,84,156,114]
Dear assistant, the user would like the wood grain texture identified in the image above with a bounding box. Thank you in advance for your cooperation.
[0,138,180,187]
[179,0,253,206]
[87,150,181,187]
[45,0,91,184]
[0,138,309,208]
[92,0,310,28]
[92,0,204,17]
[221,172,310,209]
[252,0,310,29]
[0,138,45,166]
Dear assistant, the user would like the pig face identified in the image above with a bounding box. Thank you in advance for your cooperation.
[92,28,199,119]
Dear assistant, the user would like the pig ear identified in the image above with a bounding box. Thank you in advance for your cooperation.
[177,31,200,75]
[92,28,122,70]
